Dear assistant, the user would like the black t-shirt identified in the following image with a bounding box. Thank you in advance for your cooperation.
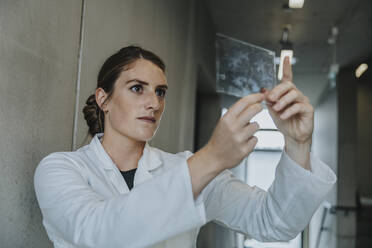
[119,168,137,190]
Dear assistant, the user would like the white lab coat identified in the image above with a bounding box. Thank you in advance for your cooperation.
[34,133,336,248]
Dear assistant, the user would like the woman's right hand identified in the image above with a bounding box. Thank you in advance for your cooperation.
[188,93,264,198]
[205,93,264,170]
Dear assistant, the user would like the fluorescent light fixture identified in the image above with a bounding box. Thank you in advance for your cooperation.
[289,0,305,8]
[278,50,293,80]
[356,63,368,78]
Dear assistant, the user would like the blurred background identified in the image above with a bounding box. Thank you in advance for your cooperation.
[0,0,371,247]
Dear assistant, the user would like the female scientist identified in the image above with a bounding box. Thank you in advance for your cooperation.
[34,46,336,248]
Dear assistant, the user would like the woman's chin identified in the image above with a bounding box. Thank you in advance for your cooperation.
[114,127,155,143]
[136,131,156,142]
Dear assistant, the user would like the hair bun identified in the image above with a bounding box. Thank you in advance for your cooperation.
[82,94,104,137]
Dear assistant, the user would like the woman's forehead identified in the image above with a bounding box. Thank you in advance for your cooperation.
[119,59,167,86]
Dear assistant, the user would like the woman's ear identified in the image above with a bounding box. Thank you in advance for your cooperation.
[95,88,108,111]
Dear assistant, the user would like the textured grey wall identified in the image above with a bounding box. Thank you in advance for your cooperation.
[0,0,215,247]
[0,0,81,247]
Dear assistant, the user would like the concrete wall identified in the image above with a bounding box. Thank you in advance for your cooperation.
[0,0,82,247]
[0,0,215,247]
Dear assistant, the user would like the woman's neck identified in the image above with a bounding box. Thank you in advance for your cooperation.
[100,130,145,172]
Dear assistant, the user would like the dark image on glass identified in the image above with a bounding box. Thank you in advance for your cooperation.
[216,33,277,97]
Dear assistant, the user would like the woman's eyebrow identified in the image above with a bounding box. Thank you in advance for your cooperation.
[125,78,168,89]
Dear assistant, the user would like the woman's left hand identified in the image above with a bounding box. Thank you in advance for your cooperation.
[263,56,314,170]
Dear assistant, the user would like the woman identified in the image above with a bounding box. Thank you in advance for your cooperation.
[34,46,336,248]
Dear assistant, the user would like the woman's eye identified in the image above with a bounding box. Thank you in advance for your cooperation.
[130,85,143,93]
[156,89,166,97]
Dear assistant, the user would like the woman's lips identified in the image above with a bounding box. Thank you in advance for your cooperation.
[138,117,156,123]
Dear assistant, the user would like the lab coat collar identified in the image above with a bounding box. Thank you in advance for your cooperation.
[90,133,162,172]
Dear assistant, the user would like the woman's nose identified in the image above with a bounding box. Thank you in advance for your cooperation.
[145,92,161,110]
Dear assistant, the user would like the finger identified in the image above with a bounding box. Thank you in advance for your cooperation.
[242,136,258,155]
[227,93,264,118]
[282,56,293,82]
[241,122,260,141]
[237,103,263,127]
[272,89,301,112]
[266,80,295,103]
[280,103,312,120]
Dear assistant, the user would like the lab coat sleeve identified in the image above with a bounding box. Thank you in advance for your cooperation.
[201,151,337,242]
[34,152,206,248]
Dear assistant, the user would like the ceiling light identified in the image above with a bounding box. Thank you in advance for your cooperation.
[356,63,368,78]
[289,0,305,8]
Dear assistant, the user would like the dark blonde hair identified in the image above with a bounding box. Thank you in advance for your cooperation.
[82,46,166,137]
